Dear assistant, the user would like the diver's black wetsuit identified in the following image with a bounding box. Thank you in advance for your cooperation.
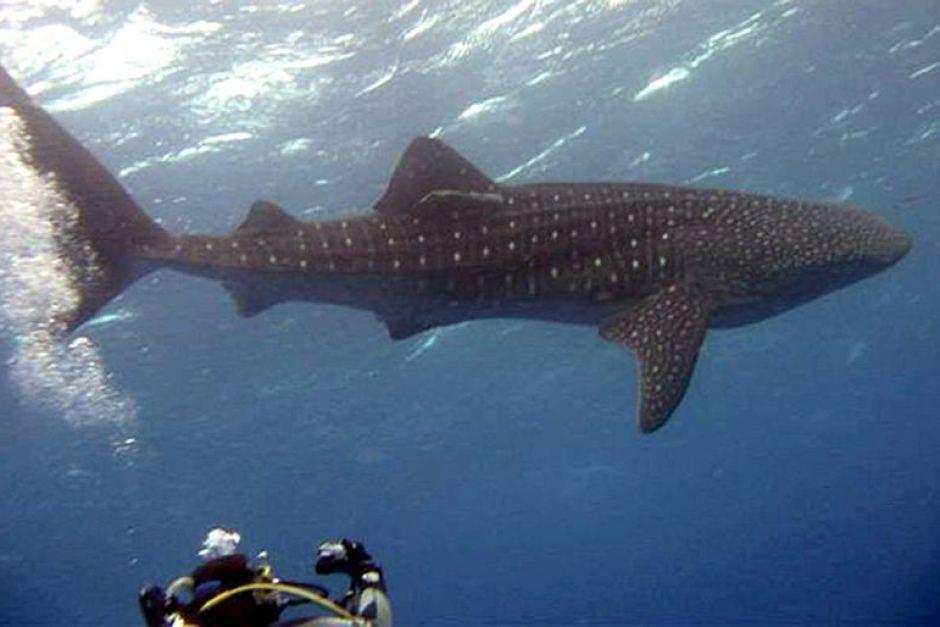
[189,554,282,627]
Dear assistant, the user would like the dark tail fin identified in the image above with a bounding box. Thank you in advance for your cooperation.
[0,64,171,333]
[0,64,31,106]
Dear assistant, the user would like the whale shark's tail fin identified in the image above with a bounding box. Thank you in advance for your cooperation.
[0,64,171,334]
[0,64,31,106]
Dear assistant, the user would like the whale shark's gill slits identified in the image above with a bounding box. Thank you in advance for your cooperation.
[600,282,714,433]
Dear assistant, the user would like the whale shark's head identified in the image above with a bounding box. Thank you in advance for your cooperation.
[805,204,911,283]
[845,207,912,269]
[711,202,910,327]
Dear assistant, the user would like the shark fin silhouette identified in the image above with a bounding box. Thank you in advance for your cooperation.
[235,201,301,234]
[373,137,499,215]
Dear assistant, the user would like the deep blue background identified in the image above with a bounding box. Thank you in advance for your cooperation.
[1,1,939,624]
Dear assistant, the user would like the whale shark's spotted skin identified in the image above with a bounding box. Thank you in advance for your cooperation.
[0,64,911,433]
[160,183,696,300]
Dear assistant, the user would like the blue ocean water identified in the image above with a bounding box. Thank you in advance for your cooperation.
[1,1,938,624]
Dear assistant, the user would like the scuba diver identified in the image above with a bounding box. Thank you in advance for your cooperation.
[139,528,392,627]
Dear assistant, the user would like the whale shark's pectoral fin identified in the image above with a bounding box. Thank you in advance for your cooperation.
[374,137,499,215]
[600,284,714,433]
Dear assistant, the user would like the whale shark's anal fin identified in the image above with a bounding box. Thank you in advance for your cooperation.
[600,283,714,433]
[373,137,499,215]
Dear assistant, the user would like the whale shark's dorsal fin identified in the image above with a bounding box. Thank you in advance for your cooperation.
[600,283,714,433]
[236,201,300,233]
[374,137,499,215]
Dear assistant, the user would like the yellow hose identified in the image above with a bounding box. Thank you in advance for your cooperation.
[198,582,355,620]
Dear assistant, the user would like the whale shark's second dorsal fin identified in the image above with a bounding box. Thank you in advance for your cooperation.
[235,201,300,233]
[374,137,499,215]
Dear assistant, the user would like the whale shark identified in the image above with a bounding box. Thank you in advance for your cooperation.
[0,64,911,432]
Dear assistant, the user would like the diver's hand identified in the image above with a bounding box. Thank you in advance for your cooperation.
[316,539,374,575]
